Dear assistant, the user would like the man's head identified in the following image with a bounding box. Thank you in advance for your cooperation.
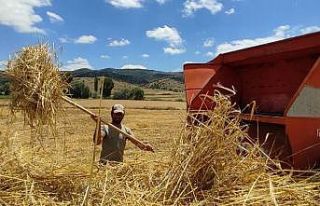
[111,104,125,124]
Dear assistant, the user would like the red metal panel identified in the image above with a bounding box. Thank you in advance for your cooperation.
[286,117,320,169]
[305,57,320,88]
[183,64,219,110]
[189,65,241,111]
[238,57,316,114]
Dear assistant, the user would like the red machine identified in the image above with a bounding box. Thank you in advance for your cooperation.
[184,32,320,169]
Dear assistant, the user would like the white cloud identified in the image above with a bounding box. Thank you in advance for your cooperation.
[274,25,291,37]
[225,8,235,15]
[215,25,320,55]
[59,35,97,44]
[106,0,169,8]
[141,54,150,58]
[205,51,214,57]
[0,0,51,34]
[300,26,320,34]
[122,56,128,59]
[100,55,110,59]
[146,25,185,55]
[183,0,223,17]
[146,25,182,46]
[62,57,92,71]
[155,0,169,4]
[74,35,97,44]
[203,38,214,47]
[216,25,291,55]
[121,64,147,70]
[195,51,201,55]
[106,0,143,9]
[164,47,186,55]
[108,38,130,47]
[46,11,63,23]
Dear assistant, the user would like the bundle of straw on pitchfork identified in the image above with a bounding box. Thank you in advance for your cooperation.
[3,43,153,151]
[5,44,66,127]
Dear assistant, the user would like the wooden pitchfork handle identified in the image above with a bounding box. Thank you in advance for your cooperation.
[61,96,154,152]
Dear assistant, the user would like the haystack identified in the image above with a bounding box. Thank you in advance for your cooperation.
[5,43,67,127]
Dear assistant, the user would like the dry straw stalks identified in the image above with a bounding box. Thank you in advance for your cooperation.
[153,91,320,205]
[5,43,67,131]
[1,90,319,205]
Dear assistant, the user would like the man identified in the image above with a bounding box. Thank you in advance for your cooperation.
[92,104,153,164]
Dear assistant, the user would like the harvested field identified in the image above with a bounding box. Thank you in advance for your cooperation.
[69,99,185,110]
[1,92,319,205]
[0,99,185,110]
[0,99,185,205]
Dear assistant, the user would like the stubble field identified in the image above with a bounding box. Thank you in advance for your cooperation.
[0,99,187,205]
[1,97,320,205]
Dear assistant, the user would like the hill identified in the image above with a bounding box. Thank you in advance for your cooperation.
[145,78,184,92]
[74,77,185,102]
[69,68,183,85]
[1,69,185,101]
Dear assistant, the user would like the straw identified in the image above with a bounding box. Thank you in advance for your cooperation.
[5,43,67,129]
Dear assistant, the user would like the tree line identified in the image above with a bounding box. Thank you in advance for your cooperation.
[69,76,144,100]
[0,73,144,100]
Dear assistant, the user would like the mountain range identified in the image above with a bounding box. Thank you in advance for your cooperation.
[68,68,183,85]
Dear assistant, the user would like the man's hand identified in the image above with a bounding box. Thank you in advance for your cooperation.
[91,114,99,122]
[139,143,155,152]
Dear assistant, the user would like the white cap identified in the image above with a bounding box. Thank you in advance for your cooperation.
[112,104,125,114]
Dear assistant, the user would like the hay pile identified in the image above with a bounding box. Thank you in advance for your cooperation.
[5,44,67,128]
[0,90,319,205]
[154,91,320,205]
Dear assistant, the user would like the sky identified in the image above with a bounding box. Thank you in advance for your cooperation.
[0,0,319,72]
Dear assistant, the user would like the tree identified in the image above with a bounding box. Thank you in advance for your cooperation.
[113,88,131,100]
[0,82,10,95]
[112,87,144,100]
[130,87,144,100]
[102,77,114,98]
[94,76,98,93]
[70,81,90,98]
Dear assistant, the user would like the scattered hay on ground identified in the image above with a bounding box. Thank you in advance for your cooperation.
[0,91,319,205]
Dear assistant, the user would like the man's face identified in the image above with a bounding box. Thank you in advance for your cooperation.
[111,112,124,124]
